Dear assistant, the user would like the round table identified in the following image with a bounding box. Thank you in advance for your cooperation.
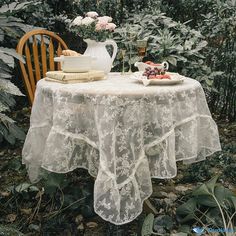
[22,73,221,225]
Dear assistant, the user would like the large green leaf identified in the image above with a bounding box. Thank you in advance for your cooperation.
[0,78,24,96]
[0,47,25,63]
[0,91,16,108]
[230,196,236,210]
[0,1,39,14]
[193,175,219,196]
[0,113,25,144]
[196,195,217,207]
[0,112,14,123]
[0,72,12,79]
[176,198,197,215]
[0,101,8,112]
[179,213,196,223]
[141,213,154,236]
[8,123,25,140]
[192,183,211,196]
[214,186,236,209]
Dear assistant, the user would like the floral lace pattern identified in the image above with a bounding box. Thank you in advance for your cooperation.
[22,74,221,225]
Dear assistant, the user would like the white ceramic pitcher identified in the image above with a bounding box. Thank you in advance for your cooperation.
[83,39,118,74]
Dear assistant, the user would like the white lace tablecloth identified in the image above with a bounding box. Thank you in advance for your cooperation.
[22,73,221,225]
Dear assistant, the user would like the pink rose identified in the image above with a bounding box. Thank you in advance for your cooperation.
[95,22,108,31]
[106,23,116,31]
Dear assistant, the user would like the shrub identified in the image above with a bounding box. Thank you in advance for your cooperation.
[0,1,37,144]
[113,7,219,92]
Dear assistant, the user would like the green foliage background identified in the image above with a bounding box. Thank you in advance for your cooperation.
[0,0,235,135]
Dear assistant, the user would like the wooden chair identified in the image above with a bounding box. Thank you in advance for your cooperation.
[16,29,68,105]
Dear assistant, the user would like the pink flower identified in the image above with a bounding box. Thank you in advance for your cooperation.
[86,11,98,18]
[95,22,108,31]
[97,16,112,24]
[106,23,116,31]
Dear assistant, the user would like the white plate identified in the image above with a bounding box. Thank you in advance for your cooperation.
[130,71,184,86]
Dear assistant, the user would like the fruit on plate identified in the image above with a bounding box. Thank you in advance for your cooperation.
[145,61,162,66]
[142,67,170,79]
[149,74,171,79]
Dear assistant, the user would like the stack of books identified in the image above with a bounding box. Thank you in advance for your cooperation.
[45,70,105,84]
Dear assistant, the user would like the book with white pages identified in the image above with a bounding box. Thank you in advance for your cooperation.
[45,70,105,84]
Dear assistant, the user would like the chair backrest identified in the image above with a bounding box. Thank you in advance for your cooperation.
[16,29,68,105]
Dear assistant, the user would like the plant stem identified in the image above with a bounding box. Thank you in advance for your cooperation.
[212,194,229,236]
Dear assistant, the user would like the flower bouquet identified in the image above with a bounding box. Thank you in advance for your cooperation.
[70,11,116,42]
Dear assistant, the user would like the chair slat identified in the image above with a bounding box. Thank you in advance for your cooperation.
[16,29,68,105]
[19,61,34,103]
[32,36,41,81]
[41,35,47,77]
[57,43,62,70]
[25,43,35,93]
[49,38,55,71]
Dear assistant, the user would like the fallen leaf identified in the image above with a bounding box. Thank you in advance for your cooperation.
[75,214,83,224]
[77,223,84,231]
[20,208,32,215]
[6,213,17,223]
[86,222,98,228]
[0,191,10,197]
